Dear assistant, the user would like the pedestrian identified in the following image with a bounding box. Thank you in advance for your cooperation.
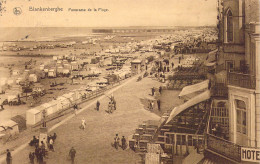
[159,86,162,94]
[38,149,44,164]
[49,138,54,151]
[113,99,117,110]
[149,101,153,111]
[179,56,181,64]
[114,134,120,149]
[69,147,76,164]
[29,152,35,164]
[151,87,155,96]
[121,136,127,150]
[35,147,40,163]
[81,118,86,130]
[108,101,113,114]
[151,101,154,110]
[47,135,50,146]
[40,141,46,157]
[96,100,100,111]
[73,104,78,115]
[53,133,57,143]
[6,149,12,164]
[171,62,174,68]
[157,99,161,110]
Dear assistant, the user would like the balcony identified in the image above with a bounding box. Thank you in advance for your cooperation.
[227,71,256,89]
[205,105,240,163]
[206,133,241,163]
[223,43,245,54]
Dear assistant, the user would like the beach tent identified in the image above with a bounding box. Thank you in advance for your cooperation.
[48,69,56,77]
[57,66,63,74]
[0,120,19,135]
[71,62,79,70]
[41,102,57,116]
[63,69,70,75]
[26,108,42,125]
[29,74,38,83]
[39,64,45,70]
[43,69,49,73]
[24,70,30,75]
[49,100,58,113]
[15,77,24,85]
[62,92,75,102]
[63,64,71,70]
[166,90,211,124]
[12,70,20,76]
[53,56,58,61]
[7,94,17,102]
[56,96,72,110]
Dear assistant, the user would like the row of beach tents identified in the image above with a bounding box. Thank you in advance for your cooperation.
[26,88,92,125]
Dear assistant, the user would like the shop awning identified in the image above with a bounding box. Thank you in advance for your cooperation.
[179,80,209,98]
[166,90,211,124]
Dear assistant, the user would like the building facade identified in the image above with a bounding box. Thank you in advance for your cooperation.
[206,0,260,163]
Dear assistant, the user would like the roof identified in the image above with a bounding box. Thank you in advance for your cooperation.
[131,59,142,64]
[179,80,209,98]
[27,108,41,114]
[0,119,18,128]
[41,103,53,108]
[166,90,211,124]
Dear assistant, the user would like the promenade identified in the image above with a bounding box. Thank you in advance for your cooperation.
[1,73,162,164]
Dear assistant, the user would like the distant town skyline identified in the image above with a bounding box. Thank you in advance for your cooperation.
[0,0,218,27]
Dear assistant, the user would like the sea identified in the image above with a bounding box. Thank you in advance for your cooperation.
[0,26,180,42]
[0,27,96,42]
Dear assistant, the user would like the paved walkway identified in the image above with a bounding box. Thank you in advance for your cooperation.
[1,74,162,164]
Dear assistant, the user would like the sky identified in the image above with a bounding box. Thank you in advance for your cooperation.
[0,0,218,27]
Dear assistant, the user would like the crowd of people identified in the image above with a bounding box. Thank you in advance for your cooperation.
[27,133,57,164]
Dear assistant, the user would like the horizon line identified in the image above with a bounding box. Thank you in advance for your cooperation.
[0,25,217,28]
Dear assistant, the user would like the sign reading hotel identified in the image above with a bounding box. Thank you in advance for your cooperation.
[241,147,260,162]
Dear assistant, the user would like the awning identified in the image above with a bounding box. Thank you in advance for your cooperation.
[204,49,218,64]
[179,80,209,97]
[204,62,216,67]
[209,49,218,55]
[166,90,211,124]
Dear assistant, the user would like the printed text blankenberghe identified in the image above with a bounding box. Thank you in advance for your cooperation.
[29,7,63,12]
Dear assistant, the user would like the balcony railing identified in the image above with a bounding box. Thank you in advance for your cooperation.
[206,133,241,162]
[227,72,256,89]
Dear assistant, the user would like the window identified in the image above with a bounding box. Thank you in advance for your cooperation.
[226,61,234,72]
[227,10,233,42]
[235,100,247,134]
